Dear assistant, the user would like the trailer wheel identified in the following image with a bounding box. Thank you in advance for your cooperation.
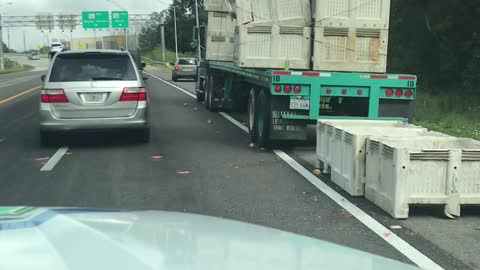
[195,75,205,102]
[247,88,258,143]
[205,75,211,109]
[256,89,271,148]
[205,75,215,112]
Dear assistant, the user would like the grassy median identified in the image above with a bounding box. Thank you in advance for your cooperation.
[0,59,34,74]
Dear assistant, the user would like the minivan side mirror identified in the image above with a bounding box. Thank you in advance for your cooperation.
[41,75,46,82]
[141,62,146,68]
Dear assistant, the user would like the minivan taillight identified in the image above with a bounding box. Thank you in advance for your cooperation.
[119,87,147,102]
[41,89,69,103]
[174,65,180,71]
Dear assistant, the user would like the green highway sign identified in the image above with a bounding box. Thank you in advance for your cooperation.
[82,11,110,29]
[112,11,129,28]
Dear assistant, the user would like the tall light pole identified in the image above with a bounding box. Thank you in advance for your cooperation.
[173,6,178,59]
[160,11,166,62]
[194,0,201,61]
[0,14,3,70]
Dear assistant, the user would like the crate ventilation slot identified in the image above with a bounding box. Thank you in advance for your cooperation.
[212,12,227,18]
[382,145,394,159]
[211,36,226,42]
[344,133,353,144]
[324,27,348,37]
[335,129,342,139]
[462,150,480,161]
[279,26,304,35]
[369,141,380,153]
[356,29,381,38]
[410,150,450,161]
[247,26,273,34]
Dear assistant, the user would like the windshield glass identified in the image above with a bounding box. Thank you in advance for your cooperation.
[49,53,137,82]
[178,58,197,65]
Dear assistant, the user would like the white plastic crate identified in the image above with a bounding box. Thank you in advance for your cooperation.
[312,0,391,72]
[235,0,311,26]
[329,126,435,196]
[365,137,480,219]
[206,12,237,61]
[273,0,312,26]
[314,0,390,27]
[316,120,418,173]
[234,24,311,69]
[235,0,274,26]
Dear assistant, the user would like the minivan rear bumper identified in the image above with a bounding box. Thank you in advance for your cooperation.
[40,106,149,131]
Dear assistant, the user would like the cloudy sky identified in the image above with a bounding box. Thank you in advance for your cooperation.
[2,0,172,50]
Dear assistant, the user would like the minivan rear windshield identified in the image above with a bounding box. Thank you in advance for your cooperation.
[178,59,197,65]
[49,53,137,82]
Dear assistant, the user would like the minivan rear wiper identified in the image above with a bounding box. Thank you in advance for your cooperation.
[91,77,123,81]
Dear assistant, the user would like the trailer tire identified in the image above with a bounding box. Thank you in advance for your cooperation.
[247,88,258,143]
[206,74,218,112]
[196,91,205,103]
[256,89,271,149]
[195,76,205,102]
[205,75,211,109]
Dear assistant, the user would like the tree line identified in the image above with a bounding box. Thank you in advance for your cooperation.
[139,0,206,54]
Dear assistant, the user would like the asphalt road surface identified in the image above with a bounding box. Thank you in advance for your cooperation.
[0,65,478,270]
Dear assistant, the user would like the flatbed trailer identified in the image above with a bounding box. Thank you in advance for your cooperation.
[196,60,417,148]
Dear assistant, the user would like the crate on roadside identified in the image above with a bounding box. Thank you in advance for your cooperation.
[316,120,420,174]
[312,0,391,72]
[329,127,452,197]
[365,137,480,219]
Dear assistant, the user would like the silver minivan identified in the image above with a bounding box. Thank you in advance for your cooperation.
[39,50,149,144]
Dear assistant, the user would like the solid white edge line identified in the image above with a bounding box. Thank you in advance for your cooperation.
[147,71,444,270]
[219,112,249,133]
[40,147,69,172]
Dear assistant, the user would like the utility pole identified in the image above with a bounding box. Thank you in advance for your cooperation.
[160,11,166,62]
[0,14,4,70]
[7,26,9,49]
[174,6,178,59]
[194,0,201,61]
[23,31,26,52]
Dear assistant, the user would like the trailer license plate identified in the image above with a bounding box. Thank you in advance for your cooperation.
[289,99,310,110]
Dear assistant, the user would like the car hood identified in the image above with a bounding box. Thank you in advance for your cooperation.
[0,207,419,270]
